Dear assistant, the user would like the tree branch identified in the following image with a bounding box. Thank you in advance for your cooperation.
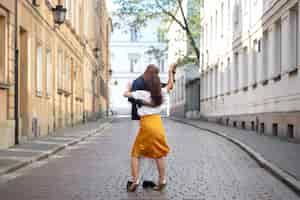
[177,0,189,31]
[154,0,187,31]
[177,0,200,63]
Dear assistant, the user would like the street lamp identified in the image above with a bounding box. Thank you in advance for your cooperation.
[32,0,40,7]
[108,69,113,76]
[93,48,100,58]
[52,3,66,25]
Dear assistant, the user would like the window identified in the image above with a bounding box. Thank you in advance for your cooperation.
[76,1,80,33]
[242,47,248,88]
[130,27,138,42]
[215,11,218,40]
[36,45,43,95]
[57,50,63,90]
[201,53,204,70]
[0,14,7,84]
[159,59,165,72]
[227,0,231,31]
[262,31,268,82]
[72,0,76,28]
[219,63,223,95]
[214,67,218,97]
[290,6,298,71]
[250,40,258,85]
[227,58,231,93]
[210,16,213,47]
[233,52,239,91]
[272,123,278,136]
[221,3,224,37]
[46,50,52,96]
[274,20,282,77]
[129,54,139,72]
[157,31,165,42]
[65,56,70,91]
[233,0,240,30]
[258,39,261,52]
[205,24,208,49]
[287,124,294,138]
[65,0,71,21]
[297,5,300,67]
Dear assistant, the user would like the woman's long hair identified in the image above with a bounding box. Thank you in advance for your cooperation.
[143,64,159,81]
[145,73,163,107]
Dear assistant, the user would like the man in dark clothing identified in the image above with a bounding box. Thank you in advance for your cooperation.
[129,76,146,120]
[128,64,171,120]
[129,76,168,120]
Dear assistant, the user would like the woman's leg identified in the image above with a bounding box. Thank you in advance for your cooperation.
[131,157,139,183]
[155,157,166,183]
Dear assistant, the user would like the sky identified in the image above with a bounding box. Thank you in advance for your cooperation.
[107,1,118,13]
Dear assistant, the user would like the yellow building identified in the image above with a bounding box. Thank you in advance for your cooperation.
[98,0,112,116]
[0,1,15,148]
[0,0,111,148]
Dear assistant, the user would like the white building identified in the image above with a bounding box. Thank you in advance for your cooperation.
[168,0,201,119]
[167,2,188,118]
[200,0,300,139]
[109,19,168,116]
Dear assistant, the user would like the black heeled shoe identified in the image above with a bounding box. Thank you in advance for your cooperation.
[153,180,167,191]
[126,179,140,192]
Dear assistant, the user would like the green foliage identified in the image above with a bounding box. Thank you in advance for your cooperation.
[113,0,176,28]
[144,46,168,61]
[113,0,201,64]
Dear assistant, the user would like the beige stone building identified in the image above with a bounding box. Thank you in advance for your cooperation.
[0,0,15,148]
[0,0,111,148]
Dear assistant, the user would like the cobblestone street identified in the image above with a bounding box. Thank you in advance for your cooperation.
[0,118,299,200]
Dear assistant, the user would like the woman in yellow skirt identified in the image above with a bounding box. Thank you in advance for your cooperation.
[123,63,177,192]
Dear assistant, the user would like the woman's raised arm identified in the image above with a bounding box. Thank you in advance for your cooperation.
[165,62,177,92]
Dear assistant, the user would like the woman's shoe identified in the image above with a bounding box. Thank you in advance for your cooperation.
[127,179,140,192]
[153,180,167,191]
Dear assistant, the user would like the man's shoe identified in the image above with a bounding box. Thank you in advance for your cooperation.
[142,180,156,189]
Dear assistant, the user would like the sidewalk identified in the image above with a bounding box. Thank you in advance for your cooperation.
[0,118,112,176]
[171,117,300,194]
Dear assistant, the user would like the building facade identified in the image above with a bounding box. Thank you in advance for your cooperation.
[109,18,168,116]
[200,0,300,139]
[0,0,16,148]
[168,0,200,119]
[0,0,111,148]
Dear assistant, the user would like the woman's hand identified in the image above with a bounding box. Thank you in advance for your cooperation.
[123,82,132,97]
[126,81,132,92]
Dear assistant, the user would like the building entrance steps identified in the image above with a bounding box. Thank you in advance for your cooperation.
[171,117,300,194]
[0,118,112,176]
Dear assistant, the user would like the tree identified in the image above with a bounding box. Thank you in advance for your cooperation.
[113,0,201,65]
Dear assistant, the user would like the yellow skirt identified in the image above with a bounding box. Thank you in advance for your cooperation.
[131,114,170,159]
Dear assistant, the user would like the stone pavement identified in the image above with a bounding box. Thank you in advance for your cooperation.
[171,117,300,194]
[0,118,111,176]
[0,118,298,200]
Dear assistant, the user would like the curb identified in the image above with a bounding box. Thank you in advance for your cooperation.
[171,117,300,195]
[0,120,112,177]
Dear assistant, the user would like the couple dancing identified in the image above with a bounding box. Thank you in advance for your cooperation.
[123,61,178,192]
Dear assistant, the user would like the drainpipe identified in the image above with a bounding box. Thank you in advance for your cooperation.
[14,0,19,145]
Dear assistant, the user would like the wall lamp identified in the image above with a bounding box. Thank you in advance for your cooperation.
[52,3,67,25]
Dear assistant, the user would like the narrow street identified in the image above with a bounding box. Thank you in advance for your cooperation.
[0,119,298,200]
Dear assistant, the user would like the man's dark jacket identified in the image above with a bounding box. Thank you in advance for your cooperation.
[129,76,146,120]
